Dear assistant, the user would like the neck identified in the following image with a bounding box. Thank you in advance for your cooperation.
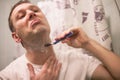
[26,45,55,65]
[24,35,55,65]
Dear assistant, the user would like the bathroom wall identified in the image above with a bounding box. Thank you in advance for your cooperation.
[0,0,120,70]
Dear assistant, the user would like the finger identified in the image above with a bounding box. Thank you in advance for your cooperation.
[52,58,58,71]
[55,31,70,41]
[61,38,70,43]
[55,62,62,78]
[27,63,35,80]
[52,60,62,73]
[42,56,54,70]
[50,60,62,80]
[61,38,73,46]
[48,57,56,71]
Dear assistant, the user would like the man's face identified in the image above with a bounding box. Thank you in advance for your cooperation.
[11,3,50,45]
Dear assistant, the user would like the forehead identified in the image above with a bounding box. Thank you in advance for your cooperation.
[11,3,37,18]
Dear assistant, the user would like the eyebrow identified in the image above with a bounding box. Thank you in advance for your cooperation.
[29,5,39,9]
[18,5,38,12]
[15,5,39,18]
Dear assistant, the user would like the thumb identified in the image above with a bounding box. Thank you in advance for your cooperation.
[27,63,35,80]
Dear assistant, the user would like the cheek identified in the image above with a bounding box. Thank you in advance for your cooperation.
[15,19,27,30]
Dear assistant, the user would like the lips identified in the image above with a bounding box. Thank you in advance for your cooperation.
[30,19,41,29]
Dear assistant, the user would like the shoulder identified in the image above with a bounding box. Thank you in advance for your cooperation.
[0,54,28,79]
[6,54,27,69]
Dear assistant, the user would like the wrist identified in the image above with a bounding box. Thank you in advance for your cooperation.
[82,38,94,51]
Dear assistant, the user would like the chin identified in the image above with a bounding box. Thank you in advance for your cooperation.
[34,27,50,36]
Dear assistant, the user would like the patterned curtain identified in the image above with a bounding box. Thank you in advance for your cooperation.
[38,0,112,54]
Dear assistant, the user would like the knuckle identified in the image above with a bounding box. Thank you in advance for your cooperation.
[47,69,52,74]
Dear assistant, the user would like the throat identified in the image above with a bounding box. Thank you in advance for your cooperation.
[26,52,50,65]
[26,45,55,65]
[25,37,51,54]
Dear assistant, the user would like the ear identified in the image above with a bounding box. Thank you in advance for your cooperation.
[12,32,22,43]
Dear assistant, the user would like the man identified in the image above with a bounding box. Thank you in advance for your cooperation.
[0,0,120,80]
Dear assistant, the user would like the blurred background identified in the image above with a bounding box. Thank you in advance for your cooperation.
[0,0,120,70]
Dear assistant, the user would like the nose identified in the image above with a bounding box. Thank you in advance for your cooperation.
[27,10,36,20]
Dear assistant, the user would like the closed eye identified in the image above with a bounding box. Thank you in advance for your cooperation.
[33,8,39,12]
[17,13,25,19]
[30,6,40,12]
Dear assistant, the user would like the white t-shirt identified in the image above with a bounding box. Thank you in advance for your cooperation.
[0,52,101,80]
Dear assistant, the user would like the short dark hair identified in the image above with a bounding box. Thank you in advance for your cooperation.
[8,0,30,32]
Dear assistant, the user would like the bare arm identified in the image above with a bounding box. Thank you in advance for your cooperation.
[56,27,120,80]
[85,40,120,80]
[91,64,113,80]
[85,39,120,80]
